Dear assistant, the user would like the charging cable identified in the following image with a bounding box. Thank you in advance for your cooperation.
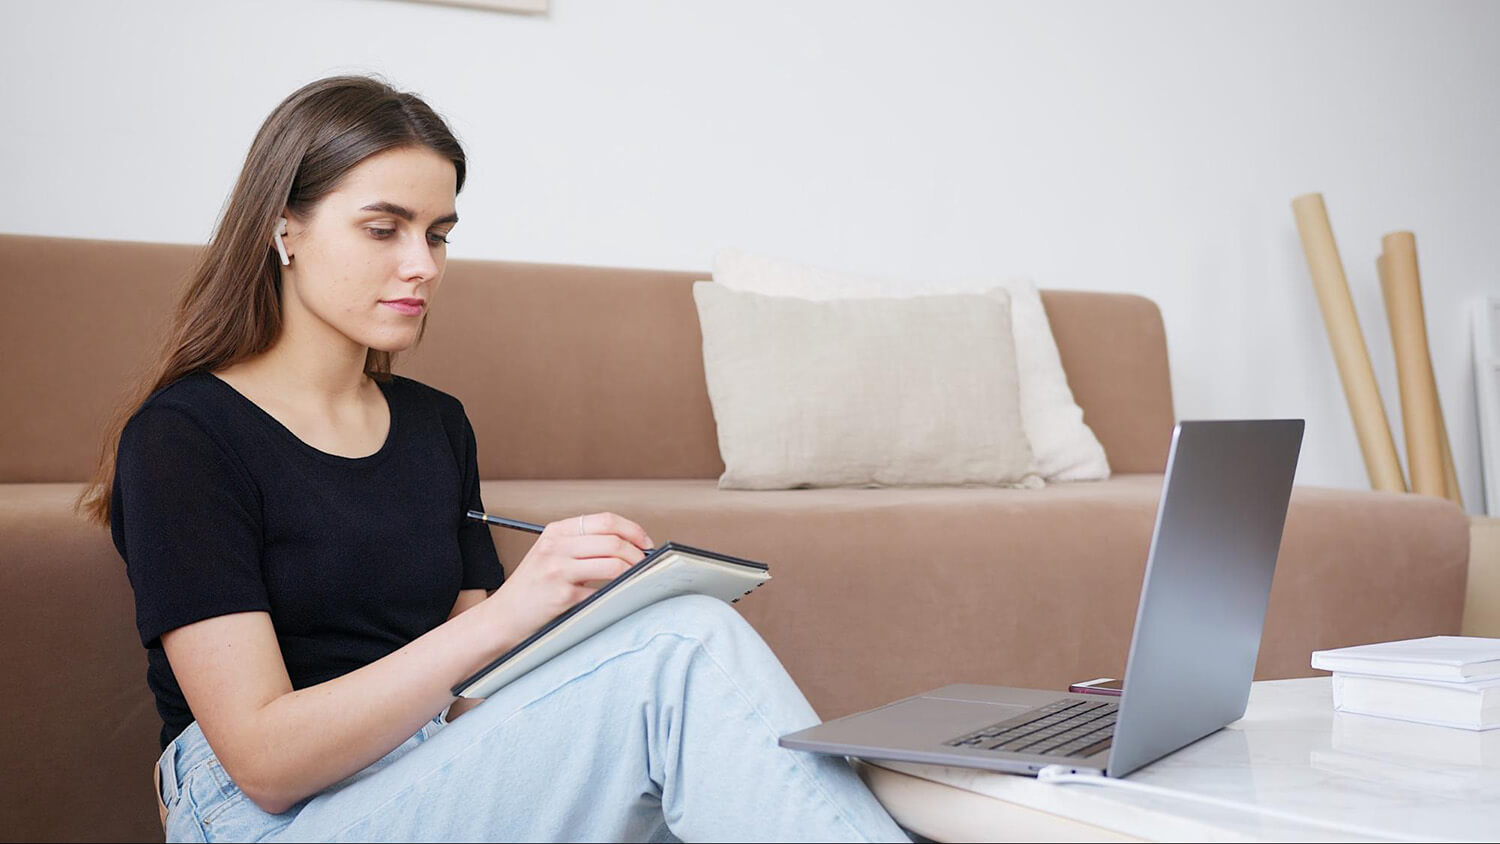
[1036,765,1438,843]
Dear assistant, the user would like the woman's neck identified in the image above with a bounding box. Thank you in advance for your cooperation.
[219,321,373,410]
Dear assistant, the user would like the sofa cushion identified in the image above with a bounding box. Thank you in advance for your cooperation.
[477,476,1469,720]
[692,283,1036,489]
[713,247,1111,482]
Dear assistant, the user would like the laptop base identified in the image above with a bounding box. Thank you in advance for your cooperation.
[780,684,1112,776]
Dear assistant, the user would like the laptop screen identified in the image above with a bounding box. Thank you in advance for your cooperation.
[1108,419,1303,778]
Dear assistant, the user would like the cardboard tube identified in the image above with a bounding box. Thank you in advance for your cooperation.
[1379,246,1465,507]
[1381,232,1447,499]
[1441,415,1463,505]
[1291,194,1405,492]
[1374,255,1410,493]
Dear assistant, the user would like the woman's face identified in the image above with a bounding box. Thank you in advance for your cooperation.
[280,146,458,354]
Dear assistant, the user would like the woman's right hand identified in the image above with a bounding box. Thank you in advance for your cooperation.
[479,512,656,645]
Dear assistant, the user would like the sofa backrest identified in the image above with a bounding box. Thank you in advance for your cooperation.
[0,233,1174,482]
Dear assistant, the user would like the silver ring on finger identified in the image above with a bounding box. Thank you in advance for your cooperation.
[579,514,587,536]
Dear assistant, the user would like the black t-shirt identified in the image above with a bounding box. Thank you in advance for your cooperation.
[110,372,504,749]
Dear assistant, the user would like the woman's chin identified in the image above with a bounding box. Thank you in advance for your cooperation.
[363,330,422,354]
[352,312,428,354]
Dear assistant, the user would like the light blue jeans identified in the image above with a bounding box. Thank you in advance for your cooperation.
[156,595,909,842]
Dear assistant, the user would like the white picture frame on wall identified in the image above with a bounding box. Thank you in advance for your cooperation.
[388,0,547,14]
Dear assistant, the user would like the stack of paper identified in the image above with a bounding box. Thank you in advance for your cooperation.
[1312,636,1500,730]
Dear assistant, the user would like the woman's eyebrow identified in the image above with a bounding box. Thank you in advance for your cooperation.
[359,201,459,225]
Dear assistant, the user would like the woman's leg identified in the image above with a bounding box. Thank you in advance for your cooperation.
[266,595,907,842]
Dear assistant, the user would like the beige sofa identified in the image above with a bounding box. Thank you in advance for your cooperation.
[0,233,1471,842]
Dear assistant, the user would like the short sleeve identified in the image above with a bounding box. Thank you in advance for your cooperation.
[113,405,270,647]
[456,412,504,591]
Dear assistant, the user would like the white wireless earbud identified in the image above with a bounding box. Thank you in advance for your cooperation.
[273,217,291,266]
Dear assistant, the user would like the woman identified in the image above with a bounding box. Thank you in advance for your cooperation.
[77,75,907,842]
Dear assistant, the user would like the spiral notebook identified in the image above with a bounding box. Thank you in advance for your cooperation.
[453,542,770,699]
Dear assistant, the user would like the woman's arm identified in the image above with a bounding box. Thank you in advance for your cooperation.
[443,588,489,723]
[164,513,654,815]
[164,603,504,814]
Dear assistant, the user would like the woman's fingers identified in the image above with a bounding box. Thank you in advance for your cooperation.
[567,555,638,586]
[545,512,654,550]
[557,534,647,565]
[582,512,655,550]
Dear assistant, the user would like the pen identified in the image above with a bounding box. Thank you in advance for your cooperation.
[466,510,544,535]
[466,510,657,554]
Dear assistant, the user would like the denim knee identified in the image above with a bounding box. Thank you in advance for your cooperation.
[637,594,751,644]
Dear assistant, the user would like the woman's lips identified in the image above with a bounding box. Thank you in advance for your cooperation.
[380,299,425,316]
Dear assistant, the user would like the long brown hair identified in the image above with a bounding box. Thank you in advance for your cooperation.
[76,74,467,526]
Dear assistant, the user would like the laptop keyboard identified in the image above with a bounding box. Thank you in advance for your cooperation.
[945,698,1117,758]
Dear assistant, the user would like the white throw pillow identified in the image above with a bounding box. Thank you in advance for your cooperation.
[692,283,1040,490]
[713,248,1110,481]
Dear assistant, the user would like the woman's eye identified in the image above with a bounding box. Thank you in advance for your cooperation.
[367,228,449,245]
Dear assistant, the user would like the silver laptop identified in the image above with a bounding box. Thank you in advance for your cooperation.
[780,419,1304,778]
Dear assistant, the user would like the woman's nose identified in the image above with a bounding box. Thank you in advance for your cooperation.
[400,233,440,283]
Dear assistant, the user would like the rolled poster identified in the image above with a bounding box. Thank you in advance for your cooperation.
[1380,235,1463,504]
[1380,242,1464,509]
[1291,194,1405,492]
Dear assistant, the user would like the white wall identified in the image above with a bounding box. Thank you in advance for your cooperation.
[3,0,1496,509]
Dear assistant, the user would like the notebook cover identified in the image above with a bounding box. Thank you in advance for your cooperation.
[452,542,769,698]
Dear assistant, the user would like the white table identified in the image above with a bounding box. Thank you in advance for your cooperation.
[858,678,1500,842]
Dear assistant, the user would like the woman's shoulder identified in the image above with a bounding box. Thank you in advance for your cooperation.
[116,374,258,492]
[128,372,238,432]
[115,374,255,465]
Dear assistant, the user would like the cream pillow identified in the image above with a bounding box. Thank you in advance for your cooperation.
[692,282,1039,490]
[713,248,1111,481]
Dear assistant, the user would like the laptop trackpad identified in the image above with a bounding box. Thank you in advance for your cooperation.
[803,697,1033,748]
